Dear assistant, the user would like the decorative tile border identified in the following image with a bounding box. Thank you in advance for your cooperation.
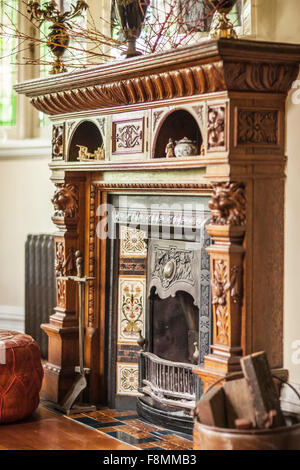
[116,362,140,396]
[120,226,147,258]
[118,276,146,344]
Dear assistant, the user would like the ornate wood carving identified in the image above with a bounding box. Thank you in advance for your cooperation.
[14,38,300,411]
[208,182,246,226]
[237,109,279,145]
[211,260,242,346]
[52,183,79,219]
[88,184,96,328]
[56,278,66,307]
[52,124,64,160]
[207,105,226,150]
[66,120,76,140]
[93,182,211,193]
[97,118,106,137]
[55,241,75,277]
[113,119,144,153]
[153,110,164,131]
[28,63,226,115]
[224,62,298,93]
[192,105,204,123]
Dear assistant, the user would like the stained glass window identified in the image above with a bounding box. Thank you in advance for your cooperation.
[0,0,18,127]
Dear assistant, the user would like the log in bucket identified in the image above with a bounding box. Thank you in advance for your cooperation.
[194,377,300,450]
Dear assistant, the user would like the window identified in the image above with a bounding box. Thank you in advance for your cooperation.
[111,0,254,55]
[0,1,18,130]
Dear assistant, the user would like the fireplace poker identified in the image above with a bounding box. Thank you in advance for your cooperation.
[55,250,96,415]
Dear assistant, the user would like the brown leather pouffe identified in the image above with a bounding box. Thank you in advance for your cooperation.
[0,330,44,423]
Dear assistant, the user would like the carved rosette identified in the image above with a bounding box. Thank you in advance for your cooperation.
[51,183,79,220]
[237,109,279,146]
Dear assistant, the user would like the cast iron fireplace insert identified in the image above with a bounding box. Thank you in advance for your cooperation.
[106,195,212,434]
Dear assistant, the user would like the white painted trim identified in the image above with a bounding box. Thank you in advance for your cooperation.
[0,139,51,160]
[0,306,25,333]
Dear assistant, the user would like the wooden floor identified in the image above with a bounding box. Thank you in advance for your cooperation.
[0,406,137,450]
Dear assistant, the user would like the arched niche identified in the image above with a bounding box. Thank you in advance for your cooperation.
[68,120,103,162]
[153,109,202,159]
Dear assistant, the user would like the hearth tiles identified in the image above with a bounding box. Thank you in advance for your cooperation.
[116,362,142,396]
[65,408,193,450]
[116,226,148,398]
[117,276,146,344]
[120,226,147,258]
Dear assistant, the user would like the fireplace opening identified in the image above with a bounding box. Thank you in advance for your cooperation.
[150,290,199,365]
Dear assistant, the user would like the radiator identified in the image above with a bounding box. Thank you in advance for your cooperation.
[25,234,56,358]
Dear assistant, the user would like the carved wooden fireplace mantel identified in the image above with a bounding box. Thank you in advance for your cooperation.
[16,38,300,431]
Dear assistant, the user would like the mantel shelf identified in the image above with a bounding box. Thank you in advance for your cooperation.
[49,157,212,172]
[15,39,300,116]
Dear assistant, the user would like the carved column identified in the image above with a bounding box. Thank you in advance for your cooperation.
[41,176,85,403]
[195,182,246,389]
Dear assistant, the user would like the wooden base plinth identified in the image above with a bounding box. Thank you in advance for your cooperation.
[41,323,79,403]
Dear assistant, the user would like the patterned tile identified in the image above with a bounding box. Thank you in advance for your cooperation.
[106,431,162,446]
[118,277,146,343]
[117,414,140,421]
[95,409,137,418]
[123,419,162,432]
[120,226,147,258]
[65,407,193,451]
[74,416,126,429]
[116,362,140,396]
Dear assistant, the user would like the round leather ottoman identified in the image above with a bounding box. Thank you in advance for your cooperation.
[0,330,44,423]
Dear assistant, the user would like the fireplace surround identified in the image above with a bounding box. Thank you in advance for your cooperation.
[15,38,300,438]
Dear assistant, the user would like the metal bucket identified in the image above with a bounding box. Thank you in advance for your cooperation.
[194,416,300,450]
[194,376,300,450]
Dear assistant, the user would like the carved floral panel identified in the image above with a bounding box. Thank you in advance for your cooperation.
[113,118,144,154]
[120,226,147,258]
[52,124,64,160]
[237,109,279,145]
[207,105,226,151]
[116,362,139,396]
[118,277,146,344]
[55,241,75,277]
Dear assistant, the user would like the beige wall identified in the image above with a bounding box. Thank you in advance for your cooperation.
[0,151,53,309]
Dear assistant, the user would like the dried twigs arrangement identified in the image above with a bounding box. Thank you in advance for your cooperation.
[0,1,240,74]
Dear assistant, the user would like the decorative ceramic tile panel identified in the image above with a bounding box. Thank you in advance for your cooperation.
[118,277,146,344]
[116,362,140,396]
[120,226,147,258]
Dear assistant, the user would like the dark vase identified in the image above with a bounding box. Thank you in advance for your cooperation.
[209,0,238,39]
[116,0,149,57]
[47,22,70,74]
[210,0,238,13]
